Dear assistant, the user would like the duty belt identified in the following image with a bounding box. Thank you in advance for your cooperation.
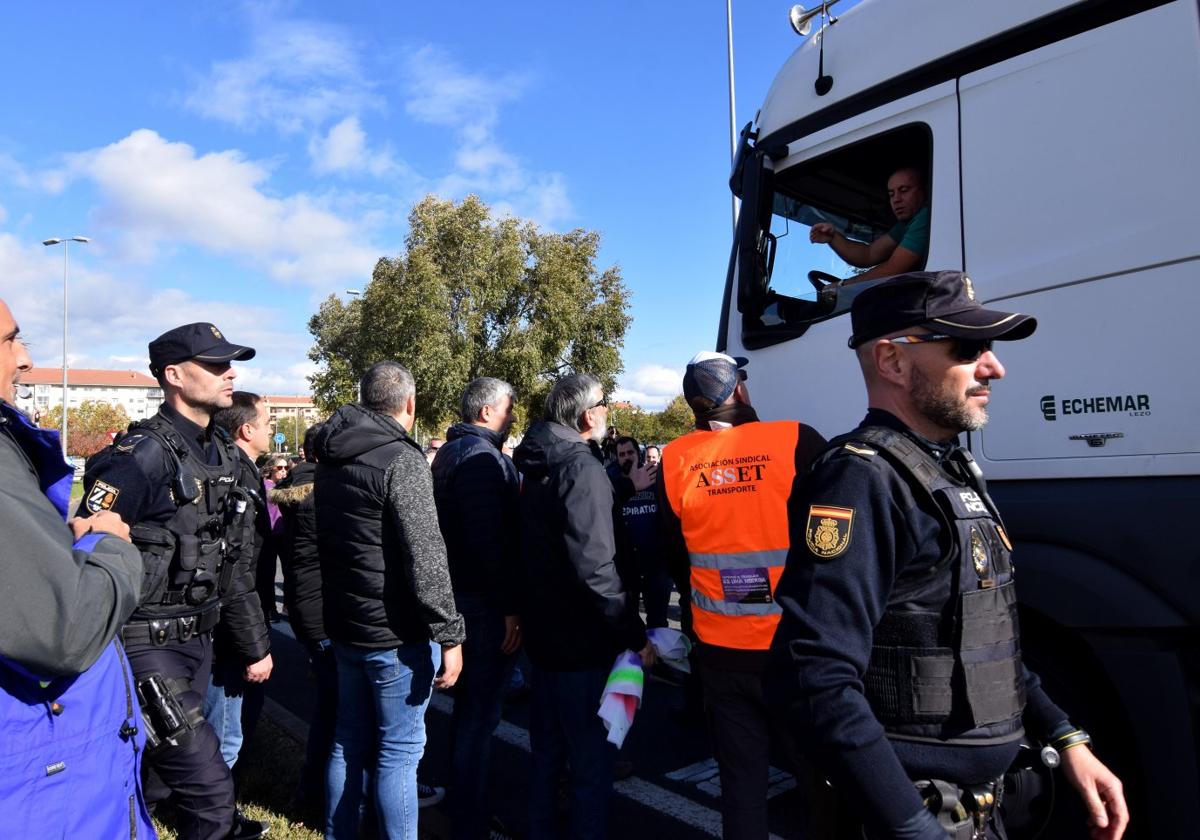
[917,777,1003,840]
[122,608,221,647]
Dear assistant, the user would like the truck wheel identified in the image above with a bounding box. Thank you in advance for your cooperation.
[1018,608,1145,839]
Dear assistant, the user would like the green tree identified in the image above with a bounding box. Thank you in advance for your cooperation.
[608,394,695,447]
[308,195,631,433]
[653,395,695,443]
[41,400,131,457]
[608,404,657,445]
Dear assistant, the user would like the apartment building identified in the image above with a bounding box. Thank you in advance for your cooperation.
[16,367,163,421]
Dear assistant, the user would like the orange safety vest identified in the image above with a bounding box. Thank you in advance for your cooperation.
[661,420,800,651]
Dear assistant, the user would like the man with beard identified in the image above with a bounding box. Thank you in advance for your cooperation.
[514,373,654,840]
[809,166,929,283]
[769,271,1128,839]
[80,322,257,839]
[613,436,671,629]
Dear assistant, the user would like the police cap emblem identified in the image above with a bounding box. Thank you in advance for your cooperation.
[210,325,223,339]
[806,505,854,558]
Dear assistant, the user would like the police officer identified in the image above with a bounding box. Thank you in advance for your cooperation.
[769,272,1129,839]
[659,351,826,840]
[80,322,257,840]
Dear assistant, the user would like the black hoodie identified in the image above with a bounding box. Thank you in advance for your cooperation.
[514,420,646,670]
[312,403,463,649]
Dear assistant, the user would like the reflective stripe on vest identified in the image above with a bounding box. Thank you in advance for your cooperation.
[662,421,801,650]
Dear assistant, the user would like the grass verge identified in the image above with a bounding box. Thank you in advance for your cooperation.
[152,712,323,840]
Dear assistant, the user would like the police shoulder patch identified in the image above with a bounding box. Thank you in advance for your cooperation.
[86,480,121,513]
[115,433,147,453]
[806,504,854,558]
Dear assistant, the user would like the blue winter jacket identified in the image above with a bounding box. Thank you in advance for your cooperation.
[0,402,155,839]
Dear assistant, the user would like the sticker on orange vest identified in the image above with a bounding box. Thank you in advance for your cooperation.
[719,567,772,604]
[806,505,854,558]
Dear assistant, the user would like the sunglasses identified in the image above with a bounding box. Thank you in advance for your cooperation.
[889,333,994,362]
[590,393,609,410]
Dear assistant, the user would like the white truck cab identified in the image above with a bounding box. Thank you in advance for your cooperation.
[721,2,1199,836]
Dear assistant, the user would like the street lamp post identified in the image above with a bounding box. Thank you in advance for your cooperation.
[43,236,90,457]
[727,0,739,232]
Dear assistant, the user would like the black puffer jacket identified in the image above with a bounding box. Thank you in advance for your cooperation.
[271,462,323,646]
[431,422,520,612]
[212,451,271,665]
[514,421,646,671]
[313,403,464,649]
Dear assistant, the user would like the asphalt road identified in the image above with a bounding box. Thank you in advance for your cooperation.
[261,573,810,840]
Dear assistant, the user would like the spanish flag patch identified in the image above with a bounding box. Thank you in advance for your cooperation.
[805,505,854,558]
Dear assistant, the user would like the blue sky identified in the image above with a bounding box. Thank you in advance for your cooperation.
[0,0,859,408]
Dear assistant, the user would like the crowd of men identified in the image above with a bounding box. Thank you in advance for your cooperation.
[0,269,1130,840]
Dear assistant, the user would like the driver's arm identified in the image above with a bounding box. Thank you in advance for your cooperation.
[846,243,923,284]
[811,224,898,268]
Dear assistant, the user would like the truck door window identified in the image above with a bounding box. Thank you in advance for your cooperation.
[732,124,931,348]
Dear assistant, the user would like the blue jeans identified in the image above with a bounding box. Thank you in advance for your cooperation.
[449,594,517,840]
[528,665,615,840]
[203,660,246,769]
[325,641,440,840]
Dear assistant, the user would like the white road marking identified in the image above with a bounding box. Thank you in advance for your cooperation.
[664,757,796,800]
[425,693,787,840]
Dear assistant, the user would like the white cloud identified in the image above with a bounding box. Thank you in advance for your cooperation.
[0,235,317,394]
[613,364,683,410]
[0,153,31,189]
[308,116,402,177]
[404,46,573,228]
[61,129,380,288]
[183,20,381,135]
[404,45,523,132]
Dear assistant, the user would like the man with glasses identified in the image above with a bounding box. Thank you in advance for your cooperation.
[769,271,1128,839]
[513,373,655,840]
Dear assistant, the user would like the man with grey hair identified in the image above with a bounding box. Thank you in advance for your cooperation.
[431,376,521,840]
[514,373,655,840]
[313,361,465,840]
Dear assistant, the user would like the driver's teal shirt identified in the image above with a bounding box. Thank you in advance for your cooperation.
[887,204,930,260]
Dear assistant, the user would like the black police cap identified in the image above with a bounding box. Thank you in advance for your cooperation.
[148,323,256,376]
[848,270,1036,348]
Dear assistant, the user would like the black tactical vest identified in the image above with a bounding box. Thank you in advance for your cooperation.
[103,415,248,620]
[837,427,1026,746]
